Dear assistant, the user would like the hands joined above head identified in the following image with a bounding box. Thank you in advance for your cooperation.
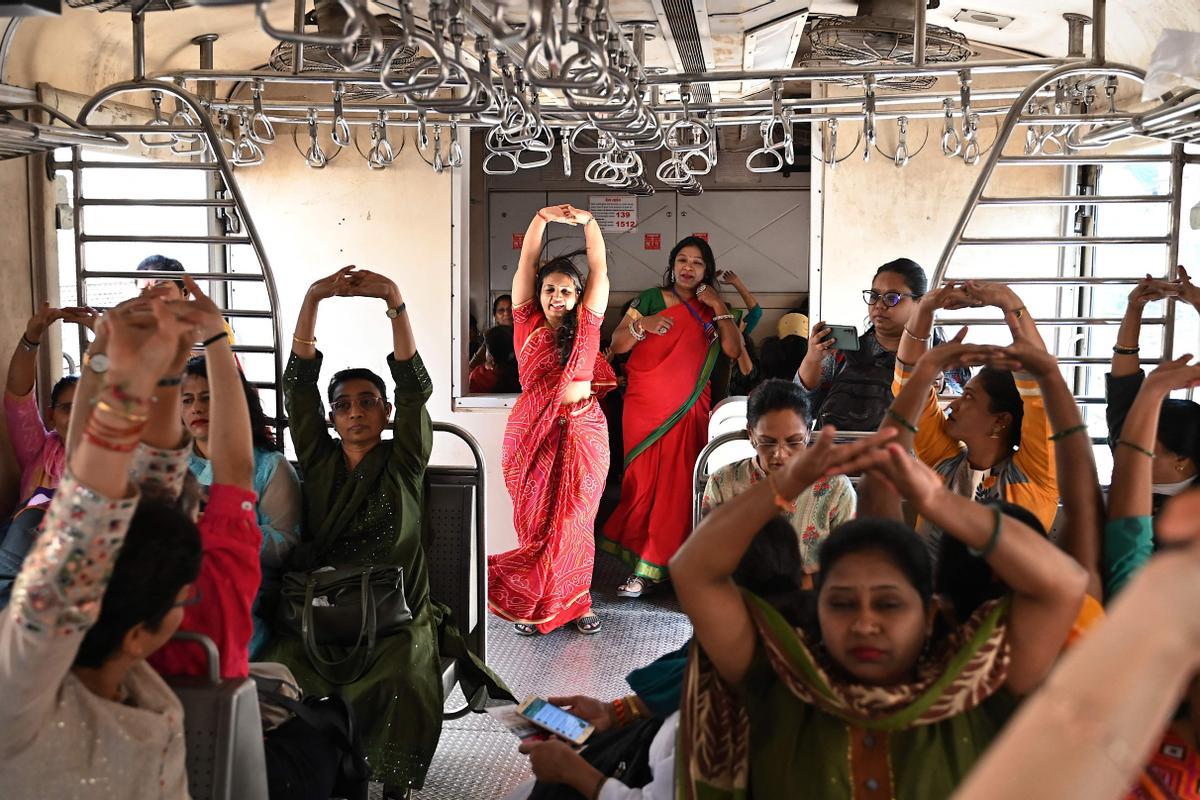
[307,265,402,305]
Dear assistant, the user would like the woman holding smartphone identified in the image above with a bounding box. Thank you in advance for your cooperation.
[797,258,970,431]
[600,236,743,598]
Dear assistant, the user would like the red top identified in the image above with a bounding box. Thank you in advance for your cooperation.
[149,483,262,680]
[514,300,604,383]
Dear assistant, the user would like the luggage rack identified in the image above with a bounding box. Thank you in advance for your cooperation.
[0,102,127,161]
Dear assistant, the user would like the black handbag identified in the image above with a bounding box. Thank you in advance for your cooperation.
[527,716,666,800]
[278,565,413,684]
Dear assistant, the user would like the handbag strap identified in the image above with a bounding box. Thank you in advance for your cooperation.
[301,569,379,684]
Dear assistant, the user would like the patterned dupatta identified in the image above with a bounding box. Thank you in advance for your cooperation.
[676,592,1011,800]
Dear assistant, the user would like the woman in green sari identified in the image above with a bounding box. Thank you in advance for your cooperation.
[670,430,1088,800]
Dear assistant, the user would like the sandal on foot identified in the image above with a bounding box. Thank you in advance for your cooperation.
[574,614,602,634]
[514,622,538,636]
[617,575,650,598]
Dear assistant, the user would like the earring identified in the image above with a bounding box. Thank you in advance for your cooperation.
[669,272,675,284]
[1177,462,1187,473]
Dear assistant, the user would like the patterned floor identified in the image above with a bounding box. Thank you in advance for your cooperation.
[375,553,693,800]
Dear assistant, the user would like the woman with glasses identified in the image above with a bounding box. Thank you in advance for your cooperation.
[600,236,744,599]
[701,379,855,589]
[487,205,617,637]
[796,258,968,431]
[261,265,509,799]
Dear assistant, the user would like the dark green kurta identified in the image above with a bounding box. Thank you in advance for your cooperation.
[261,349,440,788]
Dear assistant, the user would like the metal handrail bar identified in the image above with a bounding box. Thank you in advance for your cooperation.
[78,197,237,207]
[957,235,1170,246]
[84,269,266,282]
[642,57,1073,86]
[977,195,1168,205]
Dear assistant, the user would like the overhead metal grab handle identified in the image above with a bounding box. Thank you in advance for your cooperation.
[894,116,910,167]
[330,82,352,147]
[169,103,207,156]
[305,108,327,168]
[432,124,444,173]
[448,119,463,168]
[482,150,519,175]
[941,98,961,156]
[250,79,275,144]
[862,74,877,163]
[958,68,973,140]
[961,113,981,164]
[367,110,393,169]
[233,107,265,166]
[257,0,367,51]
[140,91,175,149]
[746,120,785,173]
[417,110,429,150]
[560,127,572,176]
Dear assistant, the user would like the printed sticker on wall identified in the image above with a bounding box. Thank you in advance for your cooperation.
[692,232,709,242]
[512,233,524,249]
[644,233,661,250]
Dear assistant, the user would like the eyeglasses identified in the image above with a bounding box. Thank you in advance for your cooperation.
[863,290,918,308]
[330,395,385,414]
[752,437,810,454]
[173,585,203,609]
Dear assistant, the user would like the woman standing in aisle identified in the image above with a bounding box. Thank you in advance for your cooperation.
[600,236,743,597]
[487,204,616,636]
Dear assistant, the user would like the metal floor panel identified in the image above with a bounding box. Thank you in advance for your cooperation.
[372,553,693,800]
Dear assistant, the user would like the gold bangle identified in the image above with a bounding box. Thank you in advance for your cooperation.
[93,398,149,424]
[292,334,317,346]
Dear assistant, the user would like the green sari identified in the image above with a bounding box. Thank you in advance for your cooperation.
[677,592,1014,800]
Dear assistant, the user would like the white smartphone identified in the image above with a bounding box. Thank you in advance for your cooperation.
[516,695,596,746]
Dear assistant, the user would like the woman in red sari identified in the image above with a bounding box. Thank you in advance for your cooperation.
[600,237,743,597]
[488,204,616,636]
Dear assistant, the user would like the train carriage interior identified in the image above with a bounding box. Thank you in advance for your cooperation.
[2,0,1200,798]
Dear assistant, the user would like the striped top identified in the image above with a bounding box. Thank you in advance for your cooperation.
[893,361,1059,534]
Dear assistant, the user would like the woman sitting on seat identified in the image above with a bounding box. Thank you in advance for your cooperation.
[670,429,1086,799]
[702,379,855,589]
[0,297,201,798]
[180,354,301,657]
[889,281,1059,537]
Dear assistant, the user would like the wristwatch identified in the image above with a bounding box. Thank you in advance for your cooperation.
[83,351,110,375]
[385,302,407,319]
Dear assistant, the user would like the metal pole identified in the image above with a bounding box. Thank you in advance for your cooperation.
[1165,143,1185,358]
[1063,13,1090,59]
[1091,0,1106,66]
[913,0,927,68]
[131,13,146,81]
[292,0,306,75]
[194,34,230,310]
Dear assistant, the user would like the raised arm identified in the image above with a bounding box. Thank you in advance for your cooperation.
[1113,277,1176,379]
[717,270,759,314]
[341,269,416,361]
[512,205,574,307]
[962,281,1047,351]
[0,300,186,753]
[954,503,1200,800]
[571,206,610,315]
[182,277,254,491]
[896,281,973,367]
[991,334,1104,599]
[857,445,1087,695]
[670,428,896,684]
[292,265,354,361]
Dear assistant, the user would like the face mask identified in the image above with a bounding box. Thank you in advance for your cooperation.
[1152,477,1196,497]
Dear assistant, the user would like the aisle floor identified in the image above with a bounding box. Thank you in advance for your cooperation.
[398,553,693,800]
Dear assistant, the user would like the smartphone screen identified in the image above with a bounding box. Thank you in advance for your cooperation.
[826,324,860,351]
[519,697,593,744]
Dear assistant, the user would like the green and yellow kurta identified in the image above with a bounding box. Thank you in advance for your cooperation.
[261,349,441,788]
[678,593,1015,800]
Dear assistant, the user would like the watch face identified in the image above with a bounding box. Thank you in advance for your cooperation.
[88,353,110,373]
[386,308,398,318]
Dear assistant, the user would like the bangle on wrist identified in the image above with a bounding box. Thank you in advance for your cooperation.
[202,331,229,348]
[902,326,929,342]
[1049,423,1088,442]
[293,334,317,346]
[968,505,1004,559]
[712,313,734,323]
[1112,343,1140,355]
[767,471,797,514]
[886,407,919,435]
[19,333,40,351]
[1117,439,1156,459]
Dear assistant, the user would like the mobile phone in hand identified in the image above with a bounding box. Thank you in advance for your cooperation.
[825,324,860,352]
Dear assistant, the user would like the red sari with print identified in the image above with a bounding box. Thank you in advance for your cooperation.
[487,301,616,634]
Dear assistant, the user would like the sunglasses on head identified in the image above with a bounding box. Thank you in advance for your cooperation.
[862,290,918,308]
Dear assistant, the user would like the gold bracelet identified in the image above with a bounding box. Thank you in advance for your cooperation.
[93,398,149,424]
[292,334,317,346]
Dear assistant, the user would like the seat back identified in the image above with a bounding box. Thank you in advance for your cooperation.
[165,633,268,800]
[422,466,479,655]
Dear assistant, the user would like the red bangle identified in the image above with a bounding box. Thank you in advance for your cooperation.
[767,472,797,514]
[83,431,139,453]
[611,698,628,728]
